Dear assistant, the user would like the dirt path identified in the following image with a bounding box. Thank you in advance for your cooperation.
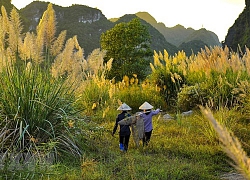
[220,172,246,180]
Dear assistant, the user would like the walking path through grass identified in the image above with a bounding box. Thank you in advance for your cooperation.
[86,111,247,180]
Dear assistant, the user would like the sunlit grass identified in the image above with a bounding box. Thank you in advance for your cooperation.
[61,111,240,180]
[201,106,250,179]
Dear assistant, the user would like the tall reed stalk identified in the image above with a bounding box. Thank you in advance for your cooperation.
[200,106,250,179]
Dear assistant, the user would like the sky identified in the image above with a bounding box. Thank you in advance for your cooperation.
[11,0,245,42]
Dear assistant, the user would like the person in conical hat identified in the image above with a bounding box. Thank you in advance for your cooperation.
[139,101,153,110]
[117,103,132,111]
[118,112,144,147]
[112,103,132,152]
[139,101,161,146]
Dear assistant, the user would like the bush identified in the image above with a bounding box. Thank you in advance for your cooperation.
[0,62,82,162]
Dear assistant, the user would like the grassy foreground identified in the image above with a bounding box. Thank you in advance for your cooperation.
[2,109,248,180]
[82,110,237,180]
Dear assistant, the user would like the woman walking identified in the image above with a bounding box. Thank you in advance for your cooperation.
[139,102,160,146]
[112,103,132,152]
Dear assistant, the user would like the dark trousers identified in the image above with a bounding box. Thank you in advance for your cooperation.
[143,130,152,146]
[120,135,130,151]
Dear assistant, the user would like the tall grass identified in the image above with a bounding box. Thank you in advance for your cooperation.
[0,4,106,169]
[151,46,250,112]
[0,60,82,164]
[114,75,167,113]
[199,106,240,144]
[201,106,250,179]
[149,50,186,108]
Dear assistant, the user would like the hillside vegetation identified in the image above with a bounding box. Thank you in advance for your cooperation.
[0,3,250,180]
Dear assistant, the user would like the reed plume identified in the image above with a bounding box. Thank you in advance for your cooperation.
[200,106,250,179]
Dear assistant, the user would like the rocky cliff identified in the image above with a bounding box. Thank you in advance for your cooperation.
[223,0,249,52]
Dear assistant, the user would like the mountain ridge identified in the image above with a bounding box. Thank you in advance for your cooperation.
[8,1,221,57]
[135,11,221,48]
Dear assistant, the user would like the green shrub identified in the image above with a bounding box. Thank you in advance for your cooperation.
[0,62,82,162]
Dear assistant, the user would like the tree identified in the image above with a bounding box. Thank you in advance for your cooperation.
[100,18,153,81]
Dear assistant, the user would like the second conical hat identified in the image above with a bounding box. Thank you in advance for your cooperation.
[117,103,132,111]
[139,102,153,110]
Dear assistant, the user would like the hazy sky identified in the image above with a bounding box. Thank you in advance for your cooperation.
[12,0,245,42]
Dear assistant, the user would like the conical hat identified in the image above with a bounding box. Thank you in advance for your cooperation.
[139,102,153,110]
[117,103,132,111]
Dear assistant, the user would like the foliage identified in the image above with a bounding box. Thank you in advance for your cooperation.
[201,106,250,180]
[186,46,250,110]
[76,77,111,116]
[150,46,250,111]
[113,75,167,113]
[149,50,186,109]
[0,4,102,168]
[74,48,113,116]
[75,73,167,122]
[0,61,83,160]
[177,84,207,111]
[199,107,240,144]
[101,18,153,81]
[115,14,179,56]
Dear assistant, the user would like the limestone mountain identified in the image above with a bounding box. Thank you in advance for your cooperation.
[7,1,222,57]
[223,0,248,52]
[19,1,114,57]
[16,1,179,57]
[162,24,195,47]
[178,40,208,56]
[183,28,221,47]
[135,12,221,48]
